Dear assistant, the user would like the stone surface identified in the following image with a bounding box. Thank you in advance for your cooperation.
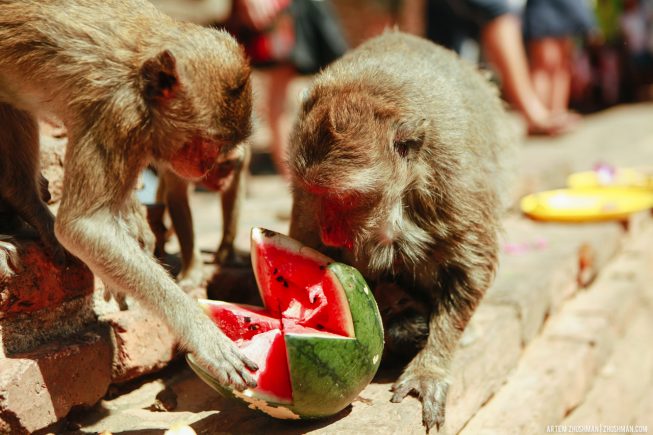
[0,328,112,434]
[563,310,653,429]
[0,238,94,318]
[488,217,624,346]
[0,295,96,355]
[459,221,653,435]
[101,307,178,383]
[444,305,522,435]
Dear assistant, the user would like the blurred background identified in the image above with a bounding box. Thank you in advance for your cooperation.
[149,0,653,176]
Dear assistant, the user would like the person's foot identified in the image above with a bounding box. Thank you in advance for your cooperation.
[527,111,581,136]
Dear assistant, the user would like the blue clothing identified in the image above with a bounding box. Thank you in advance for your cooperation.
[427,0,513,52]
[523,0,596,40]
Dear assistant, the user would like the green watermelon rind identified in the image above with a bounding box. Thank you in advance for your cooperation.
[284,262,384,418]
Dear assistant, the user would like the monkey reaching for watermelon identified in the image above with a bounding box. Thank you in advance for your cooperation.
[0,0,257,389]
[288,32,517,431]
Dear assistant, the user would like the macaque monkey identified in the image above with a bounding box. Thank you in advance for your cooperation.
[155,143,250,290]
[0,0,258,390]
[288,32,517,431]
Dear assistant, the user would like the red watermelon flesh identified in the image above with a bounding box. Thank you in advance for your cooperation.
[201,300,344,405]
[251,231,355,338]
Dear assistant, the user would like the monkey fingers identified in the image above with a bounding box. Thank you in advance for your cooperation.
[0,237,21,280]
[190,329,259,390]
[391,368,449,432]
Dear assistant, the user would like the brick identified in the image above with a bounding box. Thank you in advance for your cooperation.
[460,222,653,435]
[488,218,623,346]
[101,306,178,383]
[0,295,95,355]
[0,328,112,433]
[460,337,600,435]
[0,238,94,318]
[444,305,522,434]
[563,310,653,427]
[633,388,653,429]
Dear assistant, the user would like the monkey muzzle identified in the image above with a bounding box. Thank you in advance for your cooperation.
[169,136,229,181]
[319,201,355,250]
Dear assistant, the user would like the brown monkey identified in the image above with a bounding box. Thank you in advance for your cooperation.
[288,32,517,431]
[155,143,250,290]
[0,0,257,389]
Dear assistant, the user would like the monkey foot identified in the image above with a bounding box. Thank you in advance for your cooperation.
[527,112,581,137]
[0,237,21,280]
[391,370,449,433]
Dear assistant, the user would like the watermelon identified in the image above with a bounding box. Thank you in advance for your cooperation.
[187,227,384,419]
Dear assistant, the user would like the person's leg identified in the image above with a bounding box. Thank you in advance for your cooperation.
[481,14,575,135]
[528,37,557,110]
[265,63,296,179]
[550,37,574,114]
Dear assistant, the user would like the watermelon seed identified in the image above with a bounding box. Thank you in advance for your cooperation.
[249,324,260,331]
[276,276,284,283]
[244,316,252,323]
[316,324,325,330]
[283,279,289,288]
[273,268,278,275]
[319,265,325,271]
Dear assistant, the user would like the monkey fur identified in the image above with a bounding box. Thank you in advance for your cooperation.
[0,0,258,389]
[288,32,517,431]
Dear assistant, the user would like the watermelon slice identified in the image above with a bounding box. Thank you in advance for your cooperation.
[187,227,384,419]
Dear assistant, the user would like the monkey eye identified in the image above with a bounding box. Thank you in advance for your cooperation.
[227,81,247,97]
[393,138,421,158]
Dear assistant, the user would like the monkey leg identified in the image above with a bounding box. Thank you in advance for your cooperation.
[160,169,204,290]
[0,103,65,265]
[215,145,250,267]
[391,264,491,432]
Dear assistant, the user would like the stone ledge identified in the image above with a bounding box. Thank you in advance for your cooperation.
[458,222,653,434]
[0,327,112,434]
[0,238,94,318]
[101,305,178,384]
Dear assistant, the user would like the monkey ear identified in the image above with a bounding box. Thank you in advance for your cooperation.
[141,49,180,102]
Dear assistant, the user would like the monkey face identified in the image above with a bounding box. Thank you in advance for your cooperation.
[290,90,429,271]
[143,31,252,180]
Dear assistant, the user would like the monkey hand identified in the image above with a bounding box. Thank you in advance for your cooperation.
[0,236,20,281]
[391,357,449,433]
[186,321,259,391]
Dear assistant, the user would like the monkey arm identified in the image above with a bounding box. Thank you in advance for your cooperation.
[54,207,256,388]
[391,259,493,431]
[54,139,257,389]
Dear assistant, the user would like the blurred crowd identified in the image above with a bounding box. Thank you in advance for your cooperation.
[150,0,653,174]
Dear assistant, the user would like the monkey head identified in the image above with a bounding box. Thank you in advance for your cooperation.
[289,87,433,274]
[141,29,252,181]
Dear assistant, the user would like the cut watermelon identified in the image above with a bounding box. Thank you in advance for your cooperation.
[187,227,384,419]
